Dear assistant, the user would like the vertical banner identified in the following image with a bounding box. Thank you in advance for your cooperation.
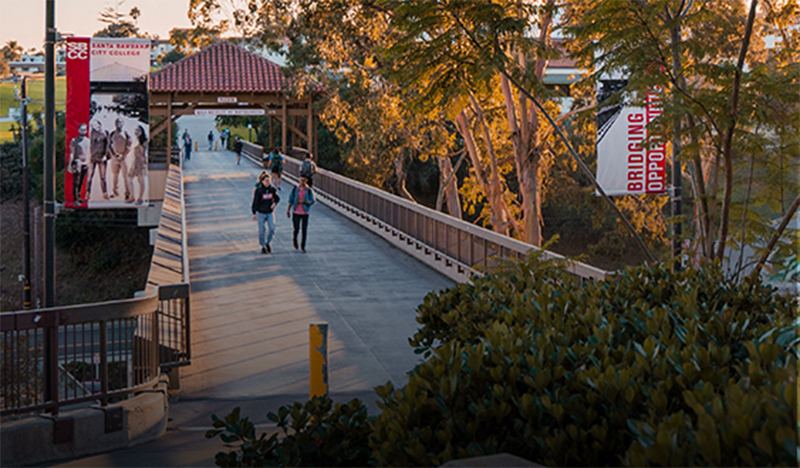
[596,86,666,196]
[65,37,150,208]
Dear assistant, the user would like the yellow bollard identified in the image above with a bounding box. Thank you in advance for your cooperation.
[194,141,198,151]
[309,322,329,398]
[215,141,218,151]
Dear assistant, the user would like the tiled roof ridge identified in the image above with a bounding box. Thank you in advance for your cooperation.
[150,40,286,93]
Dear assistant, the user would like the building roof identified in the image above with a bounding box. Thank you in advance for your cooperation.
[150,40,286,93]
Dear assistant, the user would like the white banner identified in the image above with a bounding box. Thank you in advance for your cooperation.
[596,88,666,195]
[195,109,265,116]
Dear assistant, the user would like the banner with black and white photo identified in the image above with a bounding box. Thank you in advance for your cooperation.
[65,37,150,208]
[596,86,666,196]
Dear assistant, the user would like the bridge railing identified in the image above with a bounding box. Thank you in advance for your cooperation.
[256,147,609,283]
[1,161,190,418]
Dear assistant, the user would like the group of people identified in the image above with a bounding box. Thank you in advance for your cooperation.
[67,117,148,205]
[183,129,238,162]
[251,150,318,255]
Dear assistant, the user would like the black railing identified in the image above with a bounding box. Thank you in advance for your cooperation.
[1,160,190,417]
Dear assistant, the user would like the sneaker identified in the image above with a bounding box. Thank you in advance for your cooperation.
[300,248,306,253]
[293,238,298,250]
[266,244,272,253]
[261,246,267,254]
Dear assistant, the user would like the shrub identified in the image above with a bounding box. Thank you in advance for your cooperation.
[207,396,372,467]
[207,256,797,467]
[370,256,797,466]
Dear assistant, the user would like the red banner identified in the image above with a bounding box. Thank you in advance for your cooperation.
[65,37,91,208]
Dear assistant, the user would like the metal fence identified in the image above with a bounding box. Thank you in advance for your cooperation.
[1,161,190,417]
[276,151,609,282]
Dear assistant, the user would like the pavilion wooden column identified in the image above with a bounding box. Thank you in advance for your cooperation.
[166,93,173,161]
[306,98,313,153]
[282,99,288,153]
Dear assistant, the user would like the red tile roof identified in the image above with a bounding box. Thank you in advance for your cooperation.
[150,41,286,93]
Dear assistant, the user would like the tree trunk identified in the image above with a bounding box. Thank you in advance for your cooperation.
[456,110,509,235]
[437,155,462,219]
[393,156,416,202]
[716,0,758,260]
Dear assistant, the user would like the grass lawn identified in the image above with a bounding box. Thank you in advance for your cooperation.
[0,77,66,137]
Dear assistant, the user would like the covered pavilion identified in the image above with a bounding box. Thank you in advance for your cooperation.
[148,40,317,156]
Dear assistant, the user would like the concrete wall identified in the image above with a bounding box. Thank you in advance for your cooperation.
[1,375,169,467]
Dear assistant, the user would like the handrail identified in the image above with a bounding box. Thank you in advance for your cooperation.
[1,160,191,417]
[275,151,609,282]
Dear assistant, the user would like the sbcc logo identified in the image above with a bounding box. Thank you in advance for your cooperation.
[67,42,88,60]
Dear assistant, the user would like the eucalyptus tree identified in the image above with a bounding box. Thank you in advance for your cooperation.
[188,0,465,215]
[383,0,569,245]
[564,0,799,274]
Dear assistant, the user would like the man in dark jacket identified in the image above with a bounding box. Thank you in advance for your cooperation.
[234,138,243,165]
[251,171,280,254]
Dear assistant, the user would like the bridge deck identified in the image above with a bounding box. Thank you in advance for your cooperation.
[54,116,453,467]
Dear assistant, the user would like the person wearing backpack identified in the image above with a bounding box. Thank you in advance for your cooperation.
[233,137,243,165]
[268,148,284,191]
[286,175,315,253]
[299,154,317,187]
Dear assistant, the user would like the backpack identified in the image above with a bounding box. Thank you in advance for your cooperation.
[300,160,314,177]
[270,153,283,171]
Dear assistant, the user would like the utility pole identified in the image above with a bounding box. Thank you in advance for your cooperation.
[19,77,32,309]
[44,0,56,307]
[44,0,58,411]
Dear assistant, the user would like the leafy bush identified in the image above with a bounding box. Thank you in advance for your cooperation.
[207,255,797,467]
[207,396,372,467]
[370,256,797,466]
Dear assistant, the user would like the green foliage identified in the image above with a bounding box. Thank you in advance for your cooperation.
[207,396,373,467]
[371,256,797,466]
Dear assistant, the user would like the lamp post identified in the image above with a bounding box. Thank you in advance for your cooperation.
[247,123,252,142]
[17,77,32,310]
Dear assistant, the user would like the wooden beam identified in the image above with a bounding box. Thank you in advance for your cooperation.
[282,98,287,152]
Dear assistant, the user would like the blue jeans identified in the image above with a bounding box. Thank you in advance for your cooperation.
[256,212,275,248]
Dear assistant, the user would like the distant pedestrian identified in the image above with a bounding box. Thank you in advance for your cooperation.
[252,171,280,254]
[182,130,192,161]
[268,148,284,191]
[233,137,243,165]
[299,154,317,187]
[220,129,227,149]
[286,176,315,253]
[208,130,215,150]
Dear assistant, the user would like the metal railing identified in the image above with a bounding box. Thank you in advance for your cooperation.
[247,147,609,282]
[1,160,190,417]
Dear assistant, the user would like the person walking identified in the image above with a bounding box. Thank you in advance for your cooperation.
[233,137,243,165]
[251,171,280,254]
[267,148,284,191]
[286,175,315,253]
[183,130,192,161]
[299,153,317,187]
[207,130,214,150]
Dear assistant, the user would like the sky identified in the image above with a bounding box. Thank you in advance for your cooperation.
[0,0,194,51]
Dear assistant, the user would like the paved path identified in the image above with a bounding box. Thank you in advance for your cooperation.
[53,115,454,467]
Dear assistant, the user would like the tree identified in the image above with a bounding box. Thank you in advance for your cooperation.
[94,0,144,38]
[565,0,799,274]
[0,40,24,76]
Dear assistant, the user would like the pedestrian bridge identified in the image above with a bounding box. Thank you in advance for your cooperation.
[1,116,607,466]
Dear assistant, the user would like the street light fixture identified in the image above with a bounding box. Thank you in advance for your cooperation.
[248,123,252,142]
